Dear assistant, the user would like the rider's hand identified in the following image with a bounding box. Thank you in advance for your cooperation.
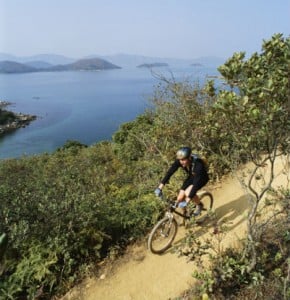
[174,201,187,208]
[172,202,178,209]
[154,188,162,197]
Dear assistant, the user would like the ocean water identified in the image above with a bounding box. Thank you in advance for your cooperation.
[0,66,217,159]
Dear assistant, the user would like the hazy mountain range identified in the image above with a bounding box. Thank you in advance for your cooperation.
[0,57,121,73]
[99,53,225,68]
[0,53,226,74]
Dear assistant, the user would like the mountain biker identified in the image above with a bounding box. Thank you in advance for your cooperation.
[154,147,209,216]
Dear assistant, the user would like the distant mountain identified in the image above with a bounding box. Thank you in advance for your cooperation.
[137,62,169,68]
[191,63,203,67]
[190,56,226,67]
[0,58,121,73]
[47,58,121,71]
[0,53,76,65]
[97,54,179,68]
[0,61,37,73]
[25,61,54,69]
[97,54,225,68]
[0,53,18,62]
[22,54,76,65]
[0,52,226,72]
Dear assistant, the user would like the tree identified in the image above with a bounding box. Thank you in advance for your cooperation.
[207,33,290,272]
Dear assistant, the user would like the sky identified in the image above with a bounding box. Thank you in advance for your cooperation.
[0,0,289,60]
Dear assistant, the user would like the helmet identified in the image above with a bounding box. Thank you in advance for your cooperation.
[176,147,192,160]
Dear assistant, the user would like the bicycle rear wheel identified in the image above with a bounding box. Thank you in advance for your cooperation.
[148,216,178,254]
[199,191,214,213]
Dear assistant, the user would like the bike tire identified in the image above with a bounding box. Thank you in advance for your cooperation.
[199,191,214,213]
[148,216,178,254]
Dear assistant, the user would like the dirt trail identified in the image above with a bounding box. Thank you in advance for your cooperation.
[62,157,289,300]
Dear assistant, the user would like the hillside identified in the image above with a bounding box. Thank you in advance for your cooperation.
[137,62,169,68]
[100,53,225,68]
[48,58,121,71]
[0,53,76,65]
[25,61,54,69]
[61,157,290,300]
[0,60,37,73]
[61,175,249,300]
[0,58,121,73]
[0,52,226,69]
[0,34,288,300]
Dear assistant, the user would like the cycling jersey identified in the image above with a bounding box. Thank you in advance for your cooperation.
[160,157,209,198]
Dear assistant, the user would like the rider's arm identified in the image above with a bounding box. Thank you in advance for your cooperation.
[159,159,180,187]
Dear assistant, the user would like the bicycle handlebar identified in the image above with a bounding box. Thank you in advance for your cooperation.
[155,192,187,210]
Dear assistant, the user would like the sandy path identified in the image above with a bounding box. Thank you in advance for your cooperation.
[63,175,248,300]
[62,156,289,300]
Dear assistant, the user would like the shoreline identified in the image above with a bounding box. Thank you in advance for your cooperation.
[0,100,37,135]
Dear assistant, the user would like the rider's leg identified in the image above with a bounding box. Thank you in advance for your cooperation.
[185,185,203,216]
[184,185,196,203]
[192,194,201,205]
[176,189,186,203]
[176,190,187,225]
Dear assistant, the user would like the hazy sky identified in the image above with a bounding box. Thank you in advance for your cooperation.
[0,0,289,59]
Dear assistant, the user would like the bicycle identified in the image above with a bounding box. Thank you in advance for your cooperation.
[148,191,214,254]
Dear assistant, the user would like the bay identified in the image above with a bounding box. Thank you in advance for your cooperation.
[0,66,217,159]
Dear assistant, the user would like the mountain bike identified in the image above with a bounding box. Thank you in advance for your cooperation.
[148,191,214,254]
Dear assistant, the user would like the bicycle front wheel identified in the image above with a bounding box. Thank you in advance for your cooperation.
[148,216,178,254]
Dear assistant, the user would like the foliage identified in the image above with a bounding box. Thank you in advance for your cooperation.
[0,33,289,299]
[0,142,161,298]
[0,109,16,125]
[57,139,88,153]
[213,33,289,161]
[112,113,155,162]
[175,188,289,299]
[171,34,290,299]
[206,33,290,273]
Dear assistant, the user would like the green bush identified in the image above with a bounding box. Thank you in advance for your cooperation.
[0,109,16,125]
[0,142,161,298]
[0,33,289,299]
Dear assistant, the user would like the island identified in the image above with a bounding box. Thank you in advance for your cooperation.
[137,62,168,68]
[0,101,36,135]
[0,58,121,74]
[191,63,203,67]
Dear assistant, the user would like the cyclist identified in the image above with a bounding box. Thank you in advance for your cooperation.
[154,147,209,216]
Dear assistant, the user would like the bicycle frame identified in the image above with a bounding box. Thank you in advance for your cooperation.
[148,191,213,254]
[165,206,191,220]
[160,189,213,221]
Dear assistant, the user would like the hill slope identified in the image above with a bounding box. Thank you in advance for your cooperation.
[0,61,37,73]
[0,58,121,73]
[61,175,248,300]
[61,156,289,300]
[48,58,121,71]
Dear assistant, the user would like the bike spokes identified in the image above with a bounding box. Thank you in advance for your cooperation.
[148,217,178,254]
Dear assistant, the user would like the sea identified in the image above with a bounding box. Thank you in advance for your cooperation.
[0,66,218,159]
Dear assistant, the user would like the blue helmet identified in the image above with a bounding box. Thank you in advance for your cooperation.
[176,147,192,159]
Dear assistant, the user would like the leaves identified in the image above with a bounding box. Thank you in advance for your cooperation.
[0,33,289,299]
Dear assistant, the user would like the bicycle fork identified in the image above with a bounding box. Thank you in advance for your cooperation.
[160,212,175,237]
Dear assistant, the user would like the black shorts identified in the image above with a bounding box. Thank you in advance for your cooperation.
[181,177,208,198]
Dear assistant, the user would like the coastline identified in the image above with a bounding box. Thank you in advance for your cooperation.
[0,101,36,135]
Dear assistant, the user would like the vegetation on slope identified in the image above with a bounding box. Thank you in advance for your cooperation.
[0,34,289,299]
